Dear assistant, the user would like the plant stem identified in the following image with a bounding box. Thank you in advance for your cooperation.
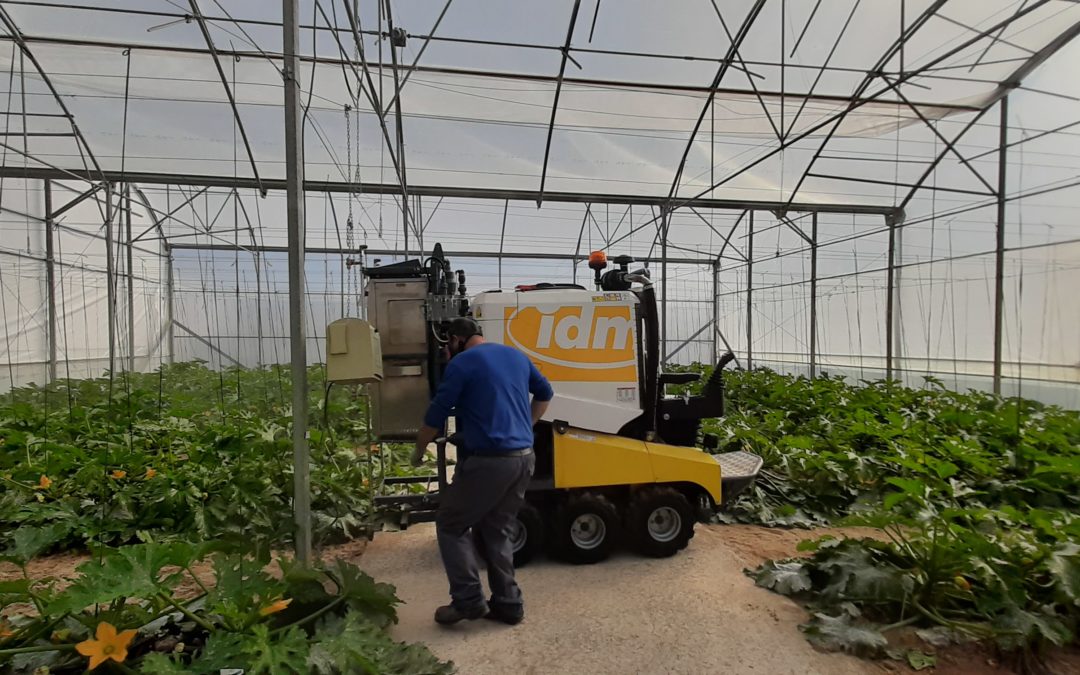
[156,592,216,633]
[0,643,77,656]
[271,596,345,636]
[881,615,920,632]
[183,565,212,596]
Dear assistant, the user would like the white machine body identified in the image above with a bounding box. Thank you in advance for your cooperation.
[471,288,642,434]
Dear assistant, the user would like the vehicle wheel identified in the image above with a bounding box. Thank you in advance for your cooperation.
[472,502,545,568]
[626,486,695,558]
[552,492,620,564]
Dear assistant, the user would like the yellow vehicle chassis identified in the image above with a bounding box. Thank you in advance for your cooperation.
[552,426,723,505]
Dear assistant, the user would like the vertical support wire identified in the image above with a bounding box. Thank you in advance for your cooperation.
[746,211,754,369]
[809,212,818,379]
[44,179,57,382]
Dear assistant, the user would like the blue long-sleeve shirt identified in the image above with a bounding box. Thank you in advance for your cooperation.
[423,343,554,454]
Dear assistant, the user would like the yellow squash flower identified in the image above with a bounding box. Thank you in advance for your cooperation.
[110,470,126,480]
[35,475,52,490]
[144,467,158,479]
[76,622,137,670]
[259,597,292,616]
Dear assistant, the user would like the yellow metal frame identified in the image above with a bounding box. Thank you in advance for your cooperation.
[552,427,722,503]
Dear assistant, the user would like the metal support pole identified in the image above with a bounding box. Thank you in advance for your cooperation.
[809,212,818,379]
[125,184,135,372]
[42,179,57,382]
[992,96,1008,395]
[746,210,754,369]
[283,0,311,564]
[885,214,896,380]
[104,183,116,376]
[254,251,264,367]
[165,250,174,364]
[498,199,508,288]
[711,257,719,365]
[660,206,669,365]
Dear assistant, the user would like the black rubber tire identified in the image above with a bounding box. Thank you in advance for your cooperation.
[626,486,696,558]
[472,501,546,568]
[551,492,621,564]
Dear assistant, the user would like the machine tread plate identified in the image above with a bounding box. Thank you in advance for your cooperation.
[713,450,764,480]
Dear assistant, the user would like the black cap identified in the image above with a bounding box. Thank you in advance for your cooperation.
[447,317,482,339]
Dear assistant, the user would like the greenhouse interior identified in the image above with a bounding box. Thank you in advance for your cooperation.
[0,1,1079,673]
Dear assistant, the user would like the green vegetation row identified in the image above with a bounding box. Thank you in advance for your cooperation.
[0,362,425,552]
[0,533,451,673]
[694,368,1080,665]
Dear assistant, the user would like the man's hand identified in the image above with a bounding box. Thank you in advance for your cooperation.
[530,399,550,426]
[412,424,440,467]
[410,444,425,468]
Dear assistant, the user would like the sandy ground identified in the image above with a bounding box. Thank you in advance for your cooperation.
[349,523,875,675]
[7,526,1077,674]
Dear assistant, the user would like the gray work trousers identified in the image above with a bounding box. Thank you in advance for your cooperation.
[435,450,535,611]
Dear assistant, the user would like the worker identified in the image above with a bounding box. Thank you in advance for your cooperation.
[412,316,553,626]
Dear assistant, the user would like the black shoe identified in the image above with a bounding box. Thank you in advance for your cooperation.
[485,603,524,626]
[434,603,487,625]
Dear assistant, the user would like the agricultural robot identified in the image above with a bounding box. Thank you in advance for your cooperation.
[327,244,761,564]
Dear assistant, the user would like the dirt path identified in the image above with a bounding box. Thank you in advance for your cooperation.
[350,523,875,675]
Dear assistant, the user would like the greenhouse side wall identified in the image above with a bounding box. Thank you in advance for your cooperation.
[0,179,169,393]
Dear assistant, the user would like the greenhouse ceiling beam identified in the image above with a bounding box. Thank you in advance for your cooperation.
[0,6,105,182]
[782,0,951,214]
[889,15,1080,212]
[49,183,105,219]
[667,0,767,203]
[707,0,780,143]
[187,0,265,197]
[880,74,996,194]
[0,166,901,216]
[168,242,716,266]
[0,33,985,115]
[338,0,414,240]
[4,0,995,88]
[380,0,413,250]
[690,0,1051,214]
[979,16,1080,109]
[537,0,583,206]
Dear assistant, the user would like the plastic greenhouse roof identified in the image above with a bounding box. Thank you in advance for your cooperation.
[1,0,1079,220]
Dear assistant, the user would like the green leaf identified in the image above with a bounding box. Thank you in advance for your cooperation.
[749,560,812,596]
[800,613,887,658]
[0,523,68,565]
[48,541,203,613]
[205,552,289,622]
[884,477,926,498]
[991,605,1072,650]
[816,545,911,602]
[931,460,959,480]
[906,650,937,671]
[883,492,908,510]
[1046,542,1080,606]
[308,614,453,675]
[327,560,400,628]
[196,625,310,675]
[139,653,197,675]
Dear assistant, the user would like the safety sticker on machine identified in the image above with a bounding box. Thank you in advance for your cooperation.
[591,293,624,302]
[569,432,597,442]
[616,387,637,402]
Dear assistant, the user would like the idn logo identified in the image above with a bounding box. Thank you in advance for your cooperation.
[504,305,637,382]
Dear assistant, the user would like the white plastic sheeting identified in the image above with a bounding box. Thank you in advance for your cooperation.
[0,1,1077,406]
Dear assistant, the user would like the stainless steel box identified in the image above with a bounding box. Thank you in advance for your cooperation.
[367,279,428,358]
[367,278,431,440]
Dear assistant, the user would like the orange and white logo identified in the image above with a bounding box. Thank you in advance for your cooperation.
[503,304,637,382]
